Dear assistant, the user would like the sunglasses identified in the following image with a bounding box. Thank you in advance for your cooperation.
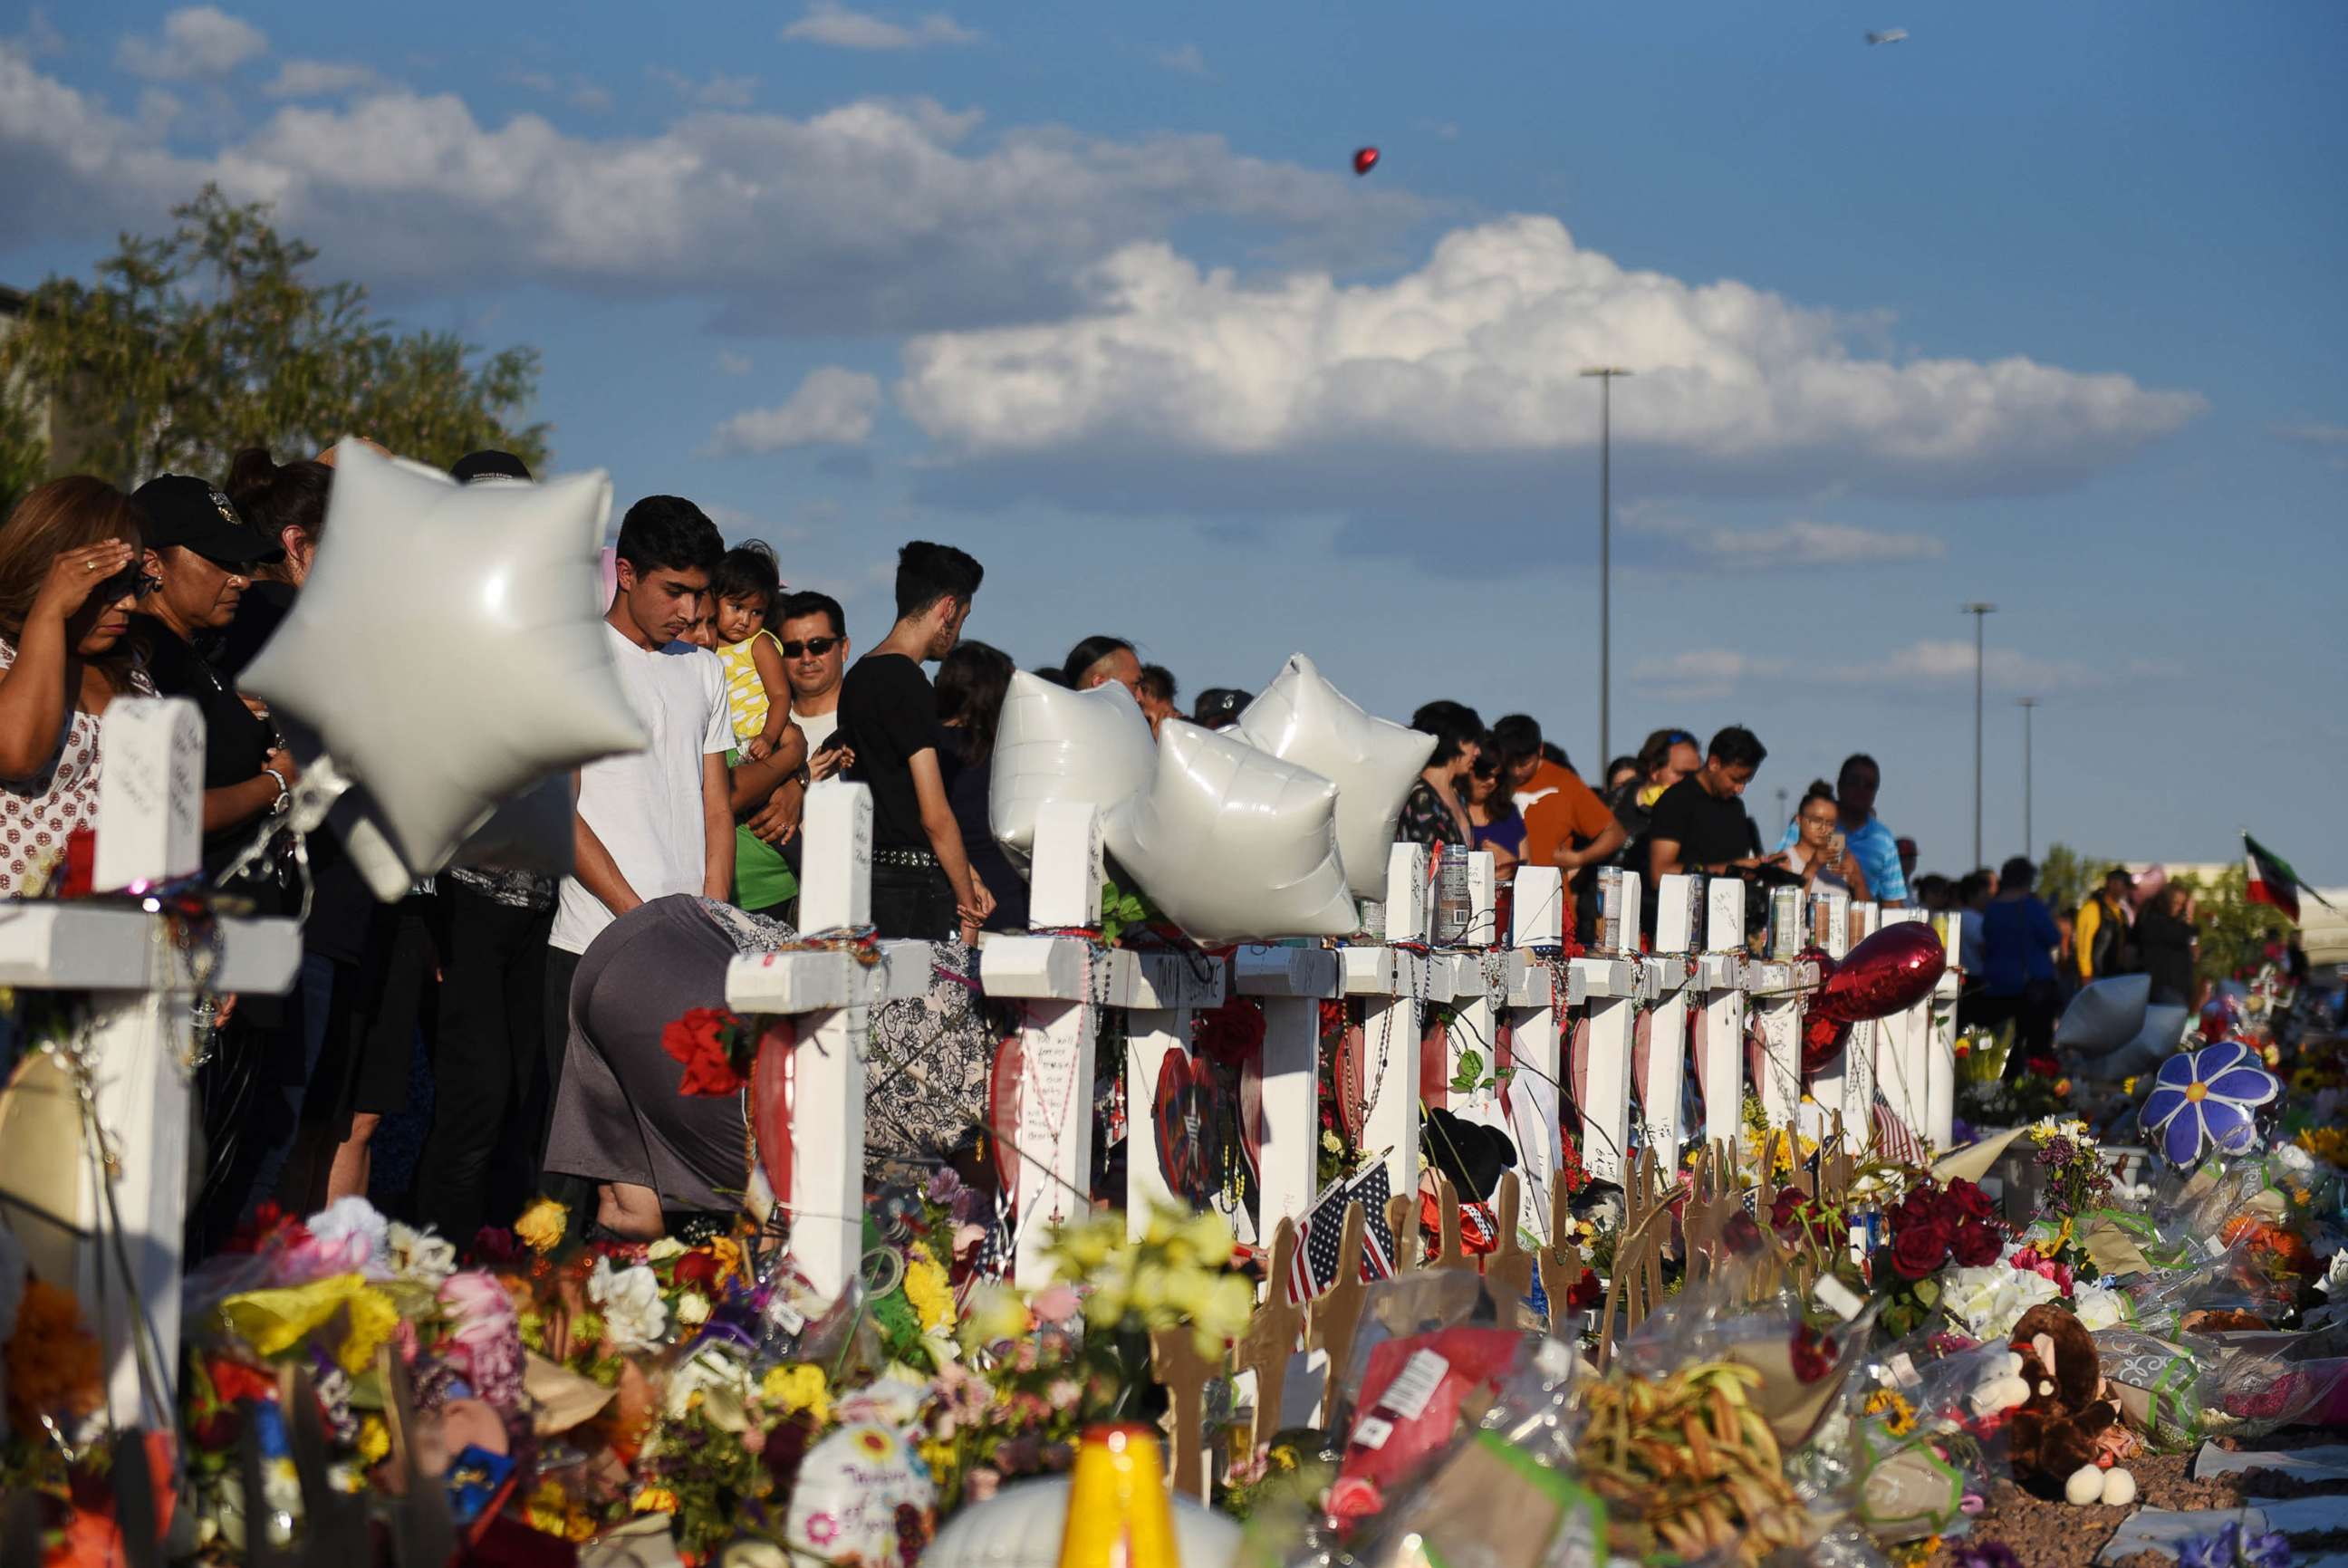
[780,636,842,659]
[97,565,164,602]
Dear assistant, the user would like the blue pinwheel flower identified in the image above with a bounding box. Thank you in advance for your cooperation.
[2140,1039,2280,1168]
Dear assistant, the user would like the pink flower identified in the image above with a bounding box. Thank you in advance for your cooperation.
[742,1428,766,1455]
[272,1230,375,1286]
[438,1271,524,1409]
[1030,1284,1081,1325]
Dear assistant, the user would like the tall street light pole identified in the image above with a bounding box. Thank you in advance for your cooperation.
[1582,367,1631,770]
[2017,697,2039,860]
[1961,602,1997,870]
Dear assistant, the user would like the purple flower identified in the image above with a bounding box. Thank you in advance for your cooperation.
[1950,1544,2022,1568]
[2175,1522,2291,1568]
[2141,1040,2279,1167]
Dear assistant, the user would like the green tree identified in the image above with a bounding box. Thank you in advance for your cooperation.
[2170,864,2293,986]
[0,186,548,490]
[0,390,43,518]
[2036,842,2093,918]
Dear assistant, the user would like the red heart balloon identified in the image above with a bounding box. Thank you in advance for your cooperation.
[1352,146,1381,176]
[1816,921,1947,1024]
[987,1033,1024,1203]
[751,1017,798,1208]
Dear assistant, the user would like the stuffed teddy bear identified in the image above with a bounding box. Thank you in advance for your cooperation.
[2005,1303,2138,1506]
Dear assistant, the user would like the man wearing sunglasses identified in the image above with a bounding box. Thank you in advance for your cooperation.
[735,591,854,854]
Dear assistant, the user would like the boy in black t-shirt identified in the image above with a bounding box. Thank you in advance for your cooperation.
[838,542,993,939]
[1647,725,1773,884]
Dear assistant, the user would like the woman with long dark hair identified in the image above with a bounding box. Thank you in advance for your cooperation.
[936,639,1024,934]
[0,477,152,897]
[1398,699,1483,849]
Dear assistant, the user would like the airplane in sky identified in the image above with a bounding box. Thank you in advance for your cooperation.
[1866,28,1910,44]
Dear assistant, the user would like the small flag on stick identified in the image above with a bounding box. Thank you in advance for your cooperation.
[2244,833,2337,924]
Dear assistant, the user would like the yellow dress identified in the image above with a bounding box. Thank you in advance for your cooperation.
[717,630,780,745]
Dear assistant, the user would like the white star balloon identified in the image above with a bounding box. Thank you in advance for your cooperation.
[242,440,646,877]
[1106,720,1357,943]
[988,670,1156,870]
[1235,652,1435,899]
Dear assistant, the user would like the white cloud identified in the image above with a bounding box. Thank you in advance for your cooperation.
[115,5,265,79]
[1157,43,1208,74]
[2276,420,2348,447]
[706,367,883,455]
[1630,649,1788,701]
[716,350,754,376]
[0,51,1419,334]
[1637,515,1947,569]
[782,2,977,50]
[648,66,758,109]
[897,217,2206,514]
[1854,640,2093,692]
[262,59,382,99]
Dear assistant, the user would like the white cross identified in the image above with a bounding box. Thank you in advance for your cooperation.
[1923,915,1961,1150]
[1875,909,1934,1140]
[1694,877,1750,1150]
[721,780,932,1305]
[977,803,1117,1287]
[0,698,301,1429]
[1435,850,1518,1140]
[1638,873,1704,1173]
[1232,940,1340,1244]
[1808,889,1872,1152]
[1500,865,1579,1230]
[1571,870,1642,1185]
[1340,842,1432,1206]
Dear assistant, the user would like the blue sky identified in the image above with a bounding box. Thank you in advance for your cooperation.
[6,0,2344,880]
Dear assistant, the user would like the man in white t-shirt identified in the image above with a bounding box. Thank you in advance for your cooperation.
[542,495,733,1160]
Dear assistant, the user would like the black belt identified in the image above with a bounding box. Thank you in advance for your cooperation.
[873,846,940,869]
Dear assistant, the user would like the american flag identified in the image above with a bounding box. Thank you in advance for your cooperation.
[1872,1097,1927,1166]
[1285,1164,1398,1306]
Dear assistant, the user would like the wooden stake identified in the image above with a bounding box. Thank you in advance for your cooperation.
[1148,1324,1220,1500]
[1483,1171,1536,1323]
[1230,1218,1306,1448]
[1310,1202,1373,1419]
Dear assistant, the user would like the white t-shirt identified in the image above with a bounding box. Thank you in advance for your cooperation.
[794,707,839,754]
[551,626,732,955]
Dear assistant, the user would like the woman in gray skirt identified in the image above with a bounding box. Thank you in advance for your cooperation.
[543,894,996,1239]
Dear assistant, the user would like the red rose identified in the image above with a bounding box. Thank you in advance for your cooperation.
[1891,1218,1952,1281]
[662,1006,748,1096]
[1791,1325,1837,1384]
[1771,1188,1808,1236]
[1567,1267,1604,1310]
[1192,997,1267,1067]
[1723,1213,1763,1254]
[1951,1219,2003,1268]
[1945,1178,1997,1224]
[671,1249,722,1290]
[1893,1190,1941,1236]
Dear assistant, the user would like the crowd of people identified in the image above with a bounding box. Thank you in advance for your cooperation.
[0,453,2158,1253]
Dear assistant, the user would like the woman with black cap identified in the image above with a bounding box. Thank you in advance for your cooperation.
[126,474,301,872]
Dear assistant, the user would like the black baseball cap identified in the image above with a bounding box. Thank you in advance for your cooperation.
[451,449,532,485]
[130,475,284,566]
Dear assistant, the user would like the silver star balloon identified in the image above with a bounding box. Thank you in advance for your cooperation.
[242,440,646,875]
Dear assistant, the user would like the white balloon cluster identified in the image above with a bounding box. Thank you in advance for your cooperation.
[1235,652,1434,899]
[243,440,645,892]
[986,651,1424,943]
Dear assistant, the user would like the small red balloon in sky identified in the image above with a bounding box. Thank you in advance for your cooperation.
[1352,146,1381,176]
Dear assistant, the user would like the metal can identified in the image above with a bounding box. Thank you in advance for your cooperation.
[1769,886,1804,960]
[1594,865,1625,952]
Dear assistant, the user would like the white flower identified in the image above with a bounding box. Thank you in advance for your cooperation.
[662,1343,752,1422]
[587,1258,669,1351]
[1942,1262,2062,1342]
[2319,1250,2348,1303]
[2073,1284,2126,1332]
[306,1197,390,1267]
[647,1237,687,1263]
[675,1291,711,1327]
[387,1223,457,1284]
[2271,1144,2314,1181]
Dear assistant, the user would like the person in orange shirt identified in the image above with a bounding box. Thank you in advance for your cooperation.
[1521,756,1628,890]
